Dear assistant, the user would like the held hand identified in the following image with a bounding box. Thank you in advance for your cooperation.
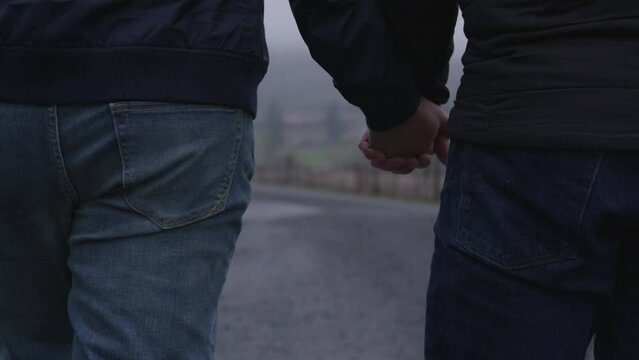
[369,97,447,157]
[358,97,450,174]
[359,131,432,174]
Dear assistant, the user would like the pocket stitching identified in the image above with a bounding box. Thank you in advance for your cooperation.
[574,152,604,259]
[111,106,244,229]
[452,145,602,270]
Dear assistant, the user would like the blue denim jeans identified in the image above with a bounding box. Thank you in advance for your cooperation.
[428,140,639,360]
[0,102,255,359]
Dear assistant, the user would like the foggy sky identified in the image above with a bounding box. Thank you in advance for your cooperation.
[264,0,306,50]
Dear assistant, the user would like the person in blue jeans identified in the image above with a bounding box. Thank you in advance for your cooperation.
[291,0,639,359]
[0,2,266,359]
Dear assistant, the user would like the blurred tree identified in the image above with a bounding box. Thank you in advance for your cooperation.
[265,101,285,152]
[325,103,343,145]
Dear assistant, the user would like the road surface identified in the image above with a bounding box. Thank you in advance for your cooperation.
[216,185,595,360]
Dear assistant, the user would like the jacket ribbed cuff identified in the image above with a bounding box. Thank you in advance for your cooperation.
[337,82,422,132]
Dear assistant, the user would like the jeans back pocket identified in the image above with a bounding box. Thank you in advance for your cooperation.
[437,140,603,270]
[110,102,245,229]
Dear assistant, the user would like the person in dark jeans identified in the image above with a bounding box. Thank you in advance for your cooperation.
[0,2,267,359]
[290,0,639,359]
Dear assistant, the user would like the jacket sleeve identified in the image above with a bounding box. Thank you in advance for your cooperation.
[382,0,458,107]
[289,0,458,131]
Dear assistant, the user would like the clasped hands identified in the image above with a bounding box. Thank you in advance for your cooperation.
[358,97,450,174]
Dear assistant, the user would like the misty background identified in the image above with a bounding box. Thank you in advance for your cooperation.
[253,0,467,200]
[217,3,596,360]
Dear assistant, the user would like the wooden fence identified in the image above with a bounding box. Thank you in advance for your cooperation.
[254,156,446,202]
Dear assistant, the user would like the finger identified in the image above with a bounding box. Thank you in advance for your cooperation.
[359,131,388,162]
[392,158,419,174]
[358,131,371,154]
[417,154,432,169]
[363,147,387,162]
[360,130,371,143]
[358,138,368,153]
[358,133,370,153]
[418,153,432,164]
[372,157,406,171]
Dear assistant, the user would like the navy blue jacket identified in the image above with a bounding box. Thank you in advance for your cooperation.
[290,0,457,131]
[292,0,639,149]
[0,1,269,117]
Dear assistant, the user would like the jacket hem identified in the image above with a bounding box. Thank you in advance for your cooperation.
[449,88,639,150]
[0,47,267,116]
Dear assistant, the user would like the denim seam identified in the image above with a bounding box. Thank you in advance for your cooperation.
[575,152,604,255]
[215,110,245,214]
[110,105,244,229]
[193,109,244,223]
[594,341,605,360]
[48,105,79,202]
[454,148,466,250]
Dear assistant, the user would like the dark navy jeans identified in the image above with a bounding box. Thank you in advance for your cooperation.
[0,102,255,359]
[428,140,639,359]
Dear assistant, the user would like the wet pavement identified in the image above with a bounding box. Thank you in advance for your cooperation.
[216,185,595,360]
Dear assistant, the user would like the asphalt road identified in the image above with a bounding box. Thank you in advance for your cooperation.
[216,185,595,360]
